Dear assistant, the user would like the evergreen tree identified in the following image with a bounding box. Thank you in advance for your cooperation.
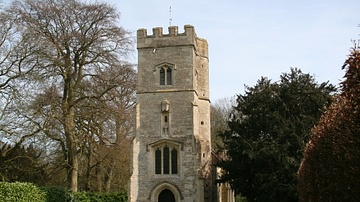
[218,68,336,202]
[0,143,48,185]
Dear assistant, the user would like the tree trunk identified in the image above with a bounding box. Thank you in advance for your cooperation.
[65,109,78,192]
[95,163,103,192]
[104,159,115,192]
[85,144,92,191]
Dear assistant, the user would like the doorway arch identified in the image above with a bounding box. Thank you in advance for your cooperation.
[149,182,183,201]
[158,189,175,202]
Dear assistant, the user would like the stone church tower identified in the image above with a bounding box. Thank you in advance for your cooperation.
[129,25,212,202]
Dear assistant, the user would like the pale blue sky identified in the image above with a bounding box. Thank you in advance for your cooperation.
[113,0,359,101]
[2,0,360,101]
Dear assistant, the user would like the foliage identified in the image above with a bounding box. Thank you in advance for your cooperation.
[0,182,46,202]
[1,0,135,192]
[298,48,360,201]
[235,194,248,202]
[0,182,127,202]
[0,143,48,185]
[72,191,127,202]
[211,97,235,151]
[218,68,336,202]
[40,186,72,202]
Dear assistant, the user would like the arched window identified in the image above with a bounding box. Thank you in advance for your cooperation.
[155,148,162,174]
[171,148,178,174]
[166,68,172,85]
[160,68,165,85]
[163,146,170,174]
[155,145,178,175]
[159,65,173,85]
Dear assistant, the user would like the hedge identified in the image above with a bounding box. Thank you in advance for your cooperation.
[40,186,72,202]
[297,48,360,201]
[0,182,127,202]
[72,191,127,202]
[0,182,46,202]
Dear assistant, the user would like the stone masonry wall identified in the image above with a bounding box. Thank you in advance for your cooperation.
[129,25,211,202]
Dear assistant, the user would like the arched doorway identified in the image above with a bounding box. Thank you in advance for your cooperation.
[158,189,175,202]
[149,182,183,201]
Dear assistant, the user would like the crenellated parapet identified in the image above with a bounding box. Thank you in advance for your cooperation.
[137,25,208,57]
[131,24,211,202]
[137,25,195,38]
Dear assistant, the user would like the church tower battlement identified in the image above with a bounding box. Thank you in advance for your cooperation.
[129,25,212,202]
[136,25,209,101]
[137,25,207,54]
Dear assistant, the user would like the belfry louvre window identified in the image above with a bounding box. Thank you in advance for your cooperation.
[155,145,178,174]
[160,68,165,85]
[166,68,172,85]
[159,65,173,85]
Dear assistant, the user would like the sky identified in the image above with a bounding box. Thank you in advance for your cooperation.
[112,0,359,101]
[2,0,360,101]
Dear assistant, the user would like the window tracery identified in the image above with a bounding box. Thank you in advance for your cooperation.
[158,64,174,85]
[155,145,178,175]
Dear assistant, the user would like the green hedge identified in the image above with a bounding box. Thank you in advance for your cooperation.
[40,186,72,202]
[72,191,127,202]
[0,182,46,202]
[0,182,127,202]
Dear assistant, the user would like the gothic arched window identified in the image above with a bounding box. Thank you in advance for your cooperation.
[158,64,173,85]
[166,68,172,85]
[160,68,165,85]
[171,148,178,174]
[155,148,162,174]
[155,145,178,175]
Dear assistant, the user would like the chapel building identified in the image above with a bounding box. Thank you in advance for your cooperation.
[129,25,213,202]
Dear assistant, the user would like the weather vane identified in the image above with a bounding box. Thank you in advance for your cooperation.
[169,0,172,26]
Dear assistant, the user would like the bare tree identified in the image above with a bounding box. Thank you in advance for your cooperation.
[76,65,136,192]
[6,0,133,191]
[0,0,40,157]
[210,97,235,151]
